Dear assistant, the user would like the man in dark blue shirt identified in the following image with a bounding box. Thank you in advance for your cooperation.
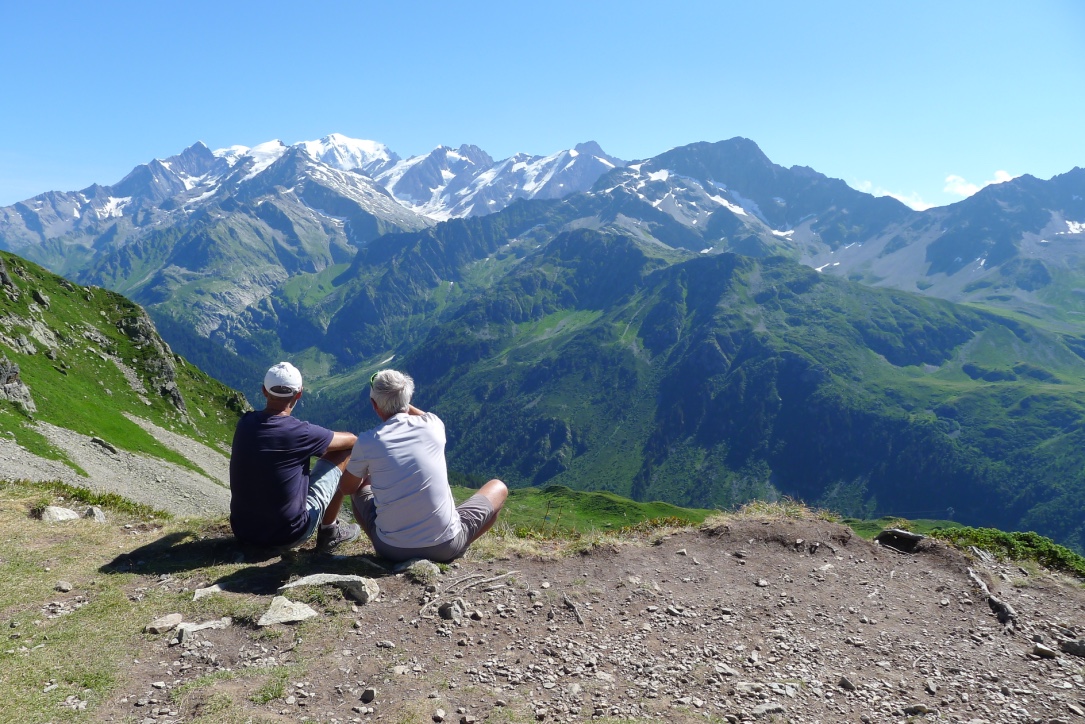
[229,362,362,551]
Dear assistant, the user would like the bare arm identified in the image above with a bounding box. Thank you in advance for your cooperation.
[407,404,425,416]
[326,431,357,452]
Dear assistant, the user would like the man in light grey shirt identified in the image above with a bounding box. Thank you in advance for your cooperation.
[344,369,507,562]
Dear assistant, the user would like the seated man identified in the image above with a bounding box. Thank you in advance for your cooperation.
[229,362,363,552]
[345,369,507,562]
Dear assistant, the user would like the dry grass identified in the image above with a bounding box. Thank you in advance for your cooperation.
[700,496,834,535]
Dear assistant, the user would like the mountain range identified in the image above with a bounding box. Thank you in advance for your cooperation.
[2,134,1085,550]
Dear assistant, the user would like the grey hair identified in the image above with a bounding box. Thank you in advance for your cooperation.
[370,369,414,416]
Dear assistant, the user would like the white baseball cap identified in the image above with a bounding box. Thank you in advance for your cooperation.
[264,362,303,397]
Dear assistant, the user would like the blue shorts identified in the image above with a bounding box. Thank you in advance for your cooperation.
[280,457,342,549]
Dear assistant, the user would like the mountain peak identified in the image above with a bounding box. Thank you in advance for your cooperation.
[298,134,398,174]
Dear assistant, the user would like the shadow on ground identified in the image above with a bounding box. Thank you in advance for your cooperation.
[98,529,391,595]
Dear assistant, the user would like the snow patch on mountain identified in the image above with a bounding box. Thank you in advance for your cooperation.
[708,194,747,216]
[96,197,131,219]
[213,146,249,166]
[727,188,767,223]
[241,141,288,181]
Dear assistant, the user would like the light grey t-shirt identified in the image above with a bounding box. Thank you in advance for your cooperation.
[347,411,460,548]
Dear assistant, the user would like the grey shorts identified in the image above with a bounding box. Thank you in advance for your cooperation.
[351,489,496,563]
[280,457,342,549]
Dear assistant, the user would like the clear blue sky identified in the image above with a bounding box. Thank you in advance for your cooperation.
[2,1,1082,209]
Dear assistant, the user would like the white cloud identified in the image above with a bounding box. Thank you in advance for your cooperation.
[944,170,1016,198]
[854,180,933,211]
[885,190,933,211]
[944,175,979,197]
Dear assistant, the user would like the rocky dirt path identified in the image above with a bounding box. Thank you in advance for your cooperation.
[95,518,1085,723]
[0,419,228,517]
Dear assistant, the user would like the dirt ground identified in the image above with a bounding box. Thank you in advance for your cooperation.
[84,517,1085,724]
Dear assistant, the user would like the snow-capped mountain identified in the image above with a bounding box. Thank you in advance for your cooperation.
[297,133,400,177]
[592,138,916,256]
[0,134,624,266]
[0,133,626,367]
[376,141,625,220]
[589,139,1085,322]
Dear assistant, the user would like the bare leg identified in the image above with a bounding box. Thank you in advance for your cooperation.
[319,449,362,526]
[468,479,508,543]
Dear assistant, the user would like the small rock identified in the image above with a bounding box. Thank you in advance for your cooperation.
[433,709,446,722]
[838,675,857,691]
[438,601,464,621]
[393,665,409,676]
[175,617,232,642]
[83,506,107,523]
[903,704,934,715]
[277,573,379,604]
[89,437,118,454]
[405,559,441,584]
[144,613,183,634]
[55,581,73,593]
[192,584,222,601]
[874,528,926,552]
[756,579,770,587]
[1032,643,1058,659]
[361,687,376,703]
[752,702,786,716]
[1059,639,1085,658]
[376,640,396,649]
[40,506,79,523]
[676,548,688,556]
[257,597,317,626]
[925,678,938,695]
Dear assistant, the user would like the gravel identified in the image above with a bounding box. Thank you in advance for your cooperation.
[0,417,228,517]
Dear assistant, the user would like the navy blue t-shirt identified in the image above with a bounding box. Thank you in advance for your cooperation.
[229,411,334,546]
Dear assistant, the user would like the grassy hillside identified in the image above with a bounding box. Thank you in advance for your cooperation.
[0,251,246,470]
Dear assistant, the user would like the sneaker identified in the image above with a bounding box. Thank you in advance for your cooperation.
[315,521,361,552]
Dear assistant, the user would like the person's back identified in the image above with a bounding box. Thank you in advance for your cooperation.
[230,411,332,546]
[352,409,457,548]
[346,369,507,562]
[228,361,363,552]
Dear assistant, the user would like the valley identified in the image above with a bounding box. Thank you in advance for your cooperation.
[2,134,1085,551]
